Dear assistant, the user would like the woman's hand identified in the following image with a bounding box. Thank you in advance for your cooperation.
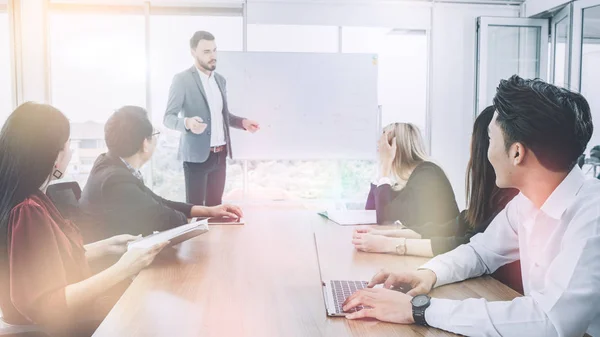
[85,234,141,261]
[352,232,398,254]
[354,227,388,237]
[115,241,170,277]
[377,131,396,177]
[354,227,421,239]
[102,234,142,255]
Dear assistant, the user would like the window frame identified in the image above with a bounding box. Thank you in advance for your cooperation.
[44,3,432,204]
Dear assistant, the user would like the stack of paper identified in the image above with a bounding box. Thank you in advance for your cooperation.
[127,219,209,250]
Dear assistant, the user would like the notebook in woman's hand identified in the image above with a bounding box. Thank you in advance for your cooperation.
[127,219,209,250]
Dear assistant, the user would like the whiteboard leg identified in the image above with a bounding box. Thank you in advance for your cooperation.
[243,160,248,200]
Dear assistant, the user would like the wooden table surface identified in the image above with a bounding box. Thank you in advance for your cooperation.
[92,210,520,337]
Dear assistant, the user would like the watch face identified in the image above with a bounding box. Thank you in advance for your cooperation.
[412,295,429,308]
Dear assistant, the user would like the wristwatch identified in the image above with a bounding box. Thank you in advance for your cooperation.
[411,294,431,326]
[395,238,407,255]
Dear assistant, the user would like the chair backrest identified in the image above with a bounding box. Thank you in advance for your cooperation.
[45,181,82,219]
[578,154,586,168]
[591,145,600,161]
[0,317,45,336]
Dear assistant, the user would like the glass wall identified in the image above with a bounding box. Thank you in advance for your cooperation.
[49,12,145,187]
[553,15,570,88]
[149,15,243,202]
[580,5,600,154]
[42,6,431,208]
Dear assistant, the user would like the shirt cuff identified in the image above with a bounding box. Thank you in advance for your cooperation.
[419,258,454,288]
[424,298,458,331]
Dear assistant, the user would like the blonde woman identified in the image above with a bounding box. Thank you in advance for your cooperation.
[365,123,458,226]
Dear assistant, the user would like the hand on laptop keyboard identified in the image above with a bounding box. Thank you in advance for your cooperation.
[331,280,370,314]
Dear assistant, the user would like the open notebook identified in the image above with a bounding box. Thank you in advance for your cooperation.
[318,210,377,226]
[127,219,209,250]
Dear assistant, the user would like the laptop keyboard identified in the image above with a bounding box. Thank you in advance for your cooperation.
[330,280,368,314]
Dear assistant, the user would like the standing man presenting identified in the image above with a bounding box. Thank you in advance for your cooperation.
[164,31,259,206]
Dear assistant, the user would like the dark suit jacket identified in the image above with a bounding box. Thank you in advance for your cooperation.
[365,161,459,226]
[163,66,246,163]
[79,153,192,242]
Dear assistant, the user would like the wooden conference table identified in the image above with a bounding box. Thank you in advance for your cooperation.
[92,210,520,337]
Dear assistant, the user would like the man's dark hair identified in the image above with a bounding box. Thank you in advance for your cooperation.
[493,75,593,172]
[105,106,153,158]
[190,31,215,49]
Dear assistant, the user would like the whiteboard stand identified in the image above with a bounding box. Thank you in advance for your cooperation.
[243,160,249,200]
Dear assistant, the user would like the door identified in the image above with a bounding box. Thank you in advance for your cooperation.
[571,0,600,153]
[550,5,572,88]
[475,17,549,114]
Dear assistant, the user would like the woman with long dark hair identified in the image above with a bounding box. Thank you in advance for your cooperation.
[353,106,518,258]
[0,103,168,336]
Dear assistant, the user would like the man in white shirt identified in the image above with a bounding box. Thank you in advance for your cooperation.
[343,75,600,337]
[164,31,260,206]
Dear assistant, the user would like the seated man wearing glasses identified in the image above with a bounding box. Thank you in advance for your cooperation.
[79,105,242,242]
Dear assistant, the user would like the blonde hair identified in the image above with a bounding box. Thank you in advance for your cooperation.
[382,123,428,189]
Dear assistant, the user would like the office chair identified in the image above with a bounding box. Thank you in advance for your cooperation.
[578,154,586,168]
[46,181,82,220]
[46,182,105,245]
[0,317,46,337]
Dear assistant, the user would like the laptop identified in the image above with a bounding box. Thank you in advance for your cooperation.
[313,233,369,316]
[313,233,413,316]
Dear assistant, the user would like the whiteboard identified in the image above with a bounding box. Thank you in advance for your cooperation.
[216,52,379,160]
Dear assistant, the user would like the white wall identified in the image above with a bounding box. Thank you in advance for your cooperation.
[430,3,520,207]
[246,1,431,29]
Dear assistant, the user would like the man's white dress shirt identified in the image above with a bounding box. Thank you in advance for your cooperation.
[196,67,225,147]
[421,166,600,337]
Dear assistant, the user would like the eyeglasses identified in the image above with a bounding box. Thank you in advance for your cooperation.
[151,130,161,137]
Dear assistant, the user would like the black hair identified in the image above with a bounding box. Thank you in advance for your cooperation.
[465,106,518,227]
[104,106,153,158]
[0,102,70,254]
[190,31,215,49]
[493,75,593,172]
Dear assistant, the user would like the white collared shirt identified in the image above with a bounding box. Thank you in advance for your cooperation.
[196,67,225,147]
[421,166,600,337]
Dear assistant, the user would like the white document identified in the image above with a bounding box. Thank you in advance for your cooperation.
[320,210,377,226]
[127,219,209,250]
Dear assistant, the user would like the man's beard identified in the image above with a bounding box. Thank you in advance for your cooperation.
[198,58,216,71]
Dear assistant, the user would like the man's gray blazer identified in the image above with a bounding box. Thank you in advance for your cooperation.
[163,66,245,163]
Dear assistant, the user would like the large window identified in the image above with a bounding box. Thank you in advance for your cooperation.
[45,12,428,208]
[0,11,12,124]
[50,12,145,187]
[149,14,244,202]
